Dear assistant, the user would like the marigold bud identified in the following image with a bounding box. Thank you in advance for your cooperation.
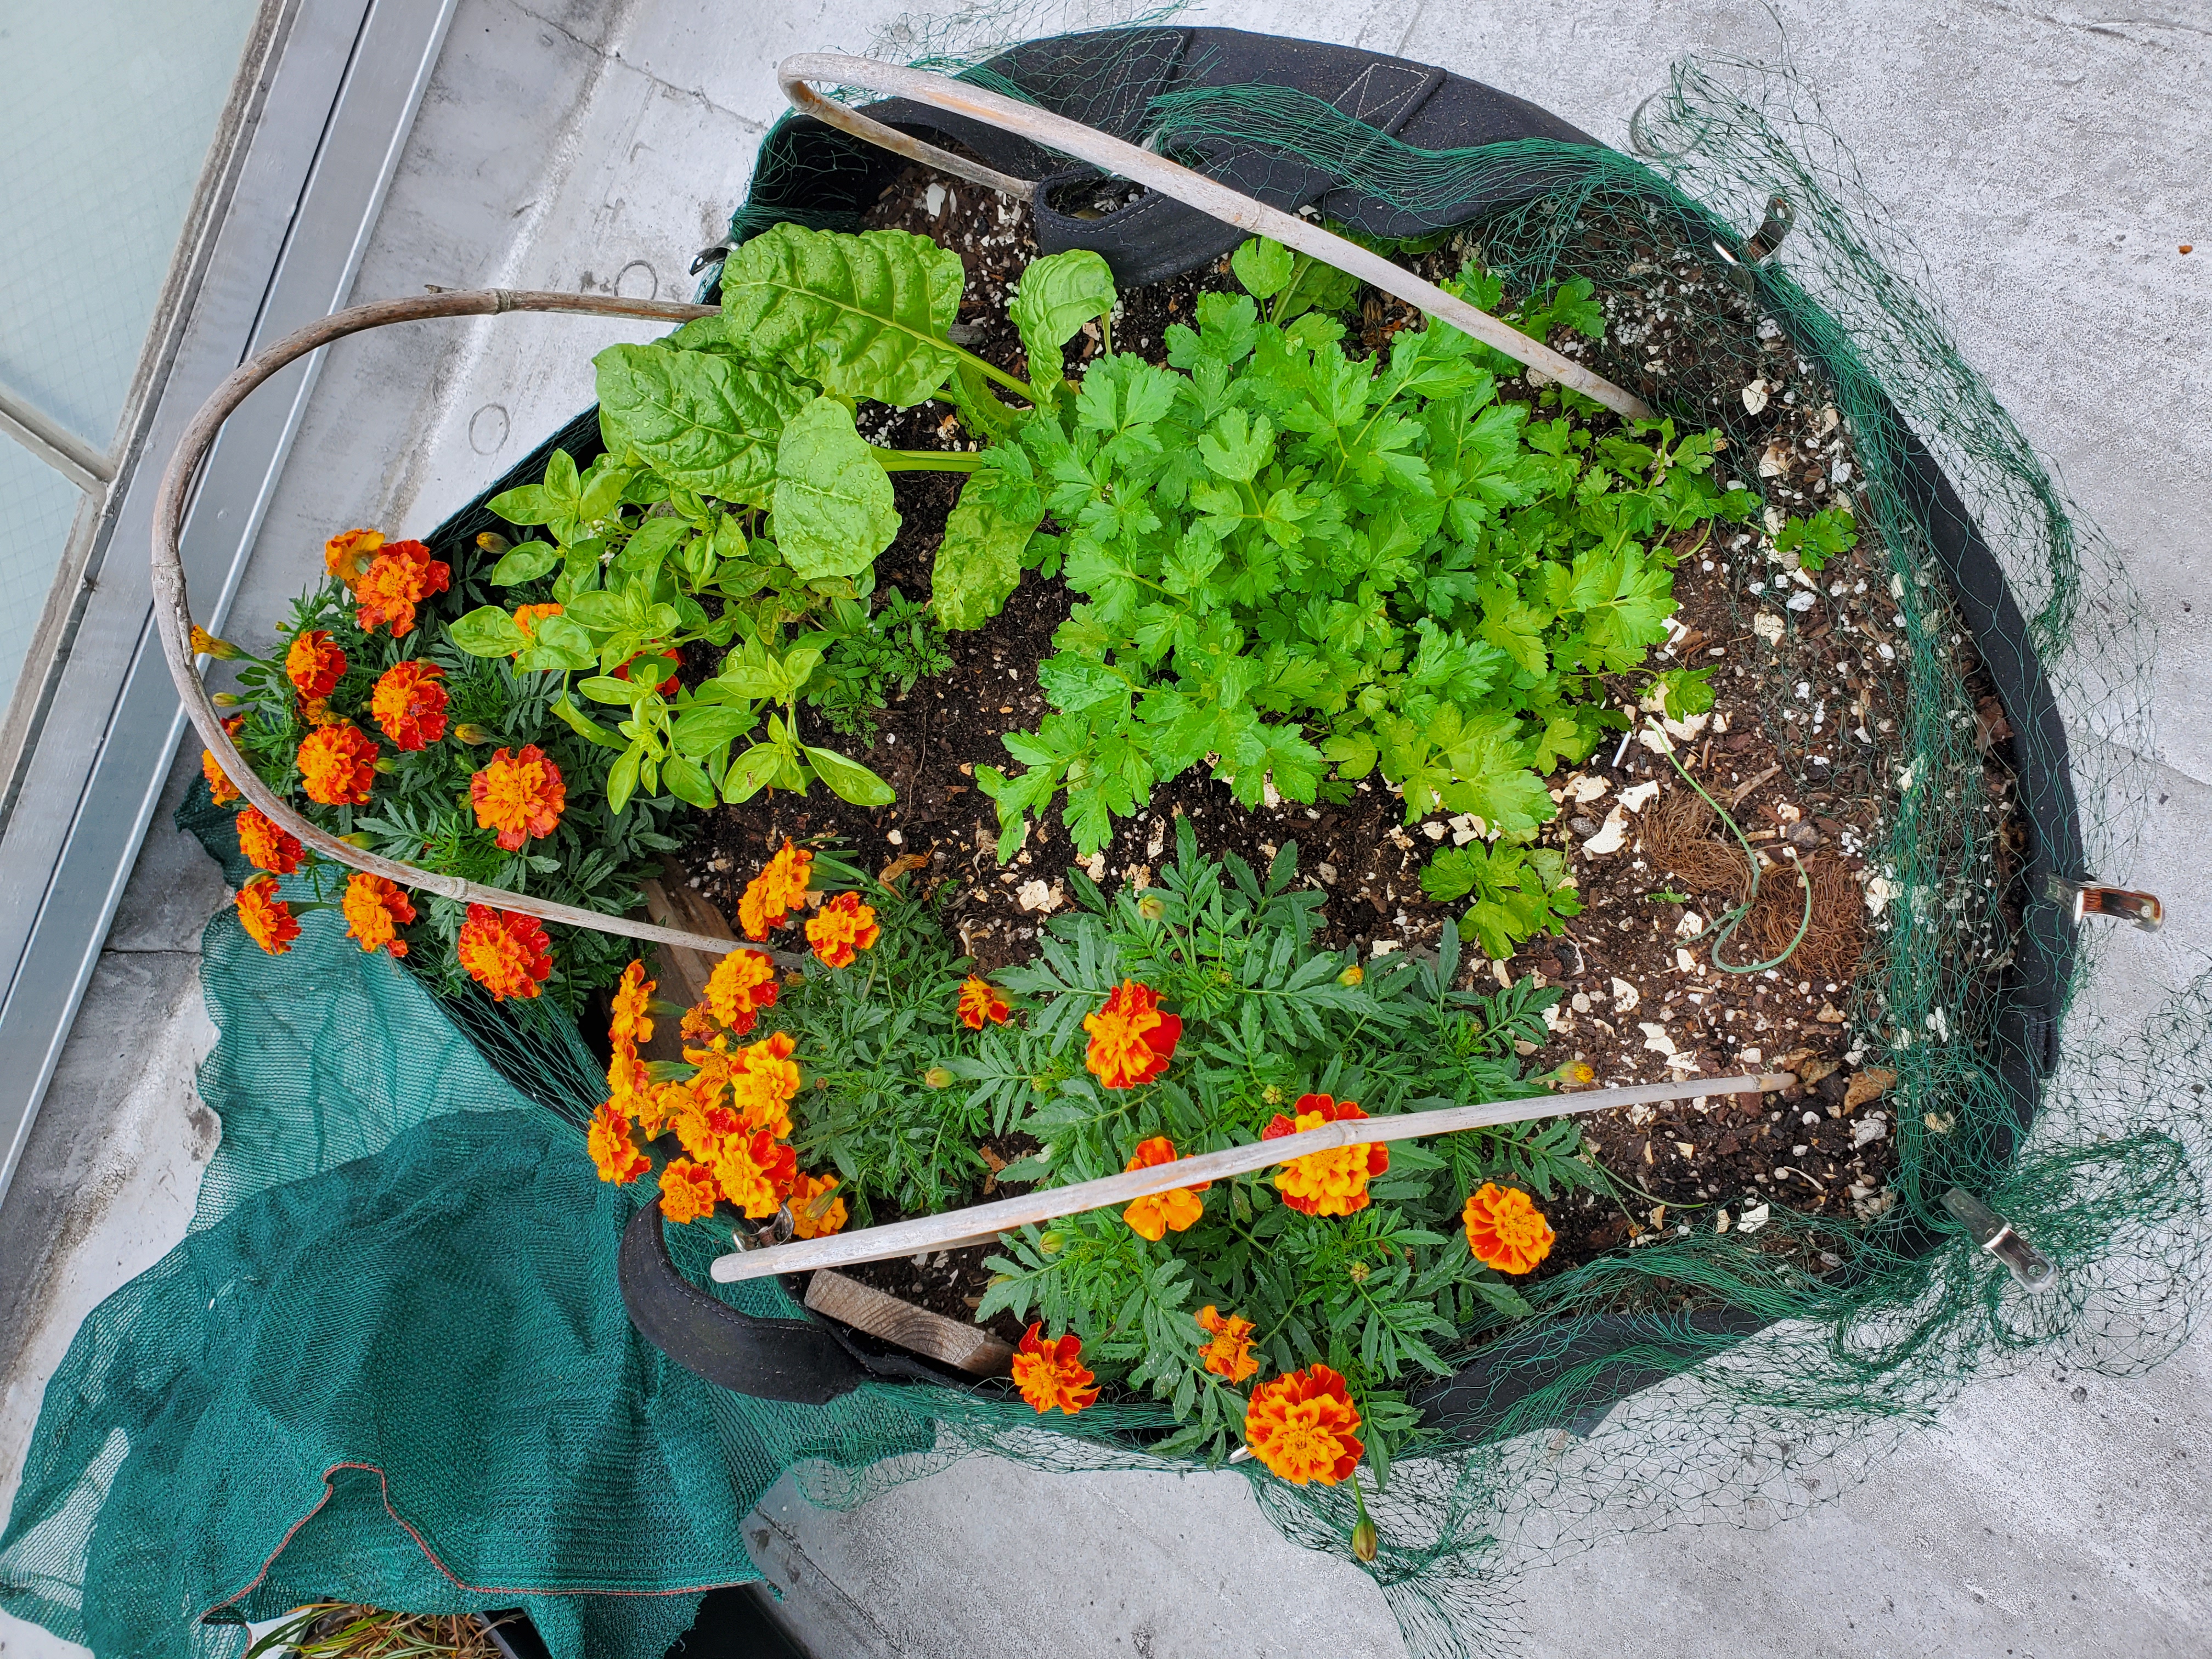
[476,531,511,554]
[1352,1520,1379,1562]
[1137,894,1167,921]
[1338,963,1365,986]
[373,758,399,774]
[341,832,373,848]
[1347,1260,1370,1284]
[452,723,496,744]
[1560,1060,1596,1086]
[923,1066,953,1090]
[190,625,243,660]
[211,692,244,707]
[1038,1231,1065,1255]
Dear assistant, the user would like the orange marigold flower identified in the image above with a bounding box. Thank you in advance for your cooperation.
[674,1099,741,1164]
[1244,1364,1363,1485]
[1012,1324,1099,1415]
[298,695,344,728]
[1262,1094,1387,1218]
[203,714,247,805]
[805,890,880,968]
[235,805,303,876]
[469,743,565,850]
[297,723,378,806]
[1462,1182,1556,1275]
[353,539,450,636]
[679,1002,719,1044]
[789,1171,848,1240]
[511,602,563,652]
[457,904,552,1000]
[369,659,448,750]
[588,1102,650,1185]
[658,1158,719,1224]
[610,960,656,1049]
[325,527,385,589]
[958,974,1011,1030]
[728,1030,800,1138]
[341,872,415,957]
[1082,979,1182,1090]
[705,947,779,1034]
[737,839,812,939]
[1121,1135,1209,1242]
[284,629,347,698]
[234,874,299,956]
[636,1080,697,1139]
[709,1126,798,1219]
[1197,1306,1260,1385]
[606,1045,650,1108]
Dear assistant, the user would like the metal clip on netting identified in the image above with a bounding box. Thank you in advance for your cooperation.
[770,53,1656,420]
[2044,874,2164,932]
[1943,1187,2057,1291]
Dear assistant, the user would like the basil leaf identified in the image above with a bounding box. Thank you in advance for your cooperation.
[805,744,897,806]
[722,741,784,803]
[662,752,717,810]
[671,704,755,757]
[606,744,643,815]
[484,484,551,526]
[448,605,528,657]
[551,692,624,749]
[489,540,560,585]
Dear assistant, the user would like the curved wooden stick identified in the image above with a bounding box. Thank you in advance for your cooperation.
[149,286,803,961]
[710,1071,1791,1283]
[777,52,1655,420]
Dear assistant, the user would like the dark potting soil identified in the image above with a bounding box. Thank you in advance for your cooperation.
[663,165,2022,1301]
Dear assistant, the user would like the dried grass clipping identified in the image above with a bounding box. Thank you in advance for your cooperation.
[1641,783,1750,901]
[1746,851,1866,979]
[251,1604,504,1659]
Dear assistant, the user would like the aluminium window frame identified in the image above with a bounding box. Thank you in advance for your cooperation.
[0,0,461,1205]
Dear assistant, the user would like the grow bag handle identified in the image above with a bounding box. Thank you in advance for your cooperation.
[775,53,1656,421]
[150,287,794,962]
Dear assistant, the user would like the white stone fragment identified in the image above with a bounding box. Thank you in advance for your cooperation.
[1421,820,1448,841]
[1752,612,1785,645]
[1583,805,1630,855]
[1739,1203,1771,1234]
[1675,947,1700,974]
[1015,879,1063,913]
[1865,874,1903,917]
[1852,1114,1889,1147]
[1675,911,1706,938]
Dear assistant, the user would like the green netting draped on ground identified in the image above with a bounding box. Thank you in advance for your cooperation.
[6,29,2209,1659]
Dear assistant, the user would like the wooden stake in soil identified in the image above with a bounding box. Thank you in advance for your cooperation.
[711,1072,1792,1284]
[775,53,1657,421]
[805,1269,1014,1376]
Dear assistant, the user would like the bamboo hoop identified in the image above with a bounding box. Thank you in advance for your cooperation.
[710,1071,1791,1283]
[776,52,1656,421]
[149,287,809,961]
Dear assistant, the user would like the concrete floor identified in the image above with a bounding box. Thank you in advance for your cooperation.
[3,2,2207,1656]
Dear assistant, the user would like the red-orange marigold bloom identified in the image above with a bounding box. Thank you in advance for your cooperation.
[1082,980,1182,1090]
[709,1126,798,1219]
[606,1045,650,1109]
[369,659,448,750]
[512,602,563,652]
[234,874,300,956]
[353,539,449,636]
[341,872,415,957]
[958,974,1011,1031]
[1262,1094,1388,1218]
[235,805,303,875]
[658,1157,720,1224]
[1121,1135,1210,1241]
[1012,1324,1099,1415]
[1197,1305,1260,1384]
[737,839,812,939]
[1462,1182,1556,1275]
[610,960,656,1049]
[325,527,385,589]
[297,723,378,806]
[284,629,347,698]
[469,743,565,850]
[588,1102,650,1185]
[789,1171,848,1240]
[726,1030,800,1138]
[805,890,880,968]
[458,904,552,1000]
[1244,1364,1363,1485]
[705,947,779,1034]
[203,714,247,806]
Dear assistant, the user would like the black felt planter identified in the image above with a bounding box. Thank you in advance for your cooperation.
[417,26,2084,1423]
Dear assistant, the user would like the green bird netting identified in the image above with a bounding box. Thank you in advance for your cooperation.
[5,28,2207,1659]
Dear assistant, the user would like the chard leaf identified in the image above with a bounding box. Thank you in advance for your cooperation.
[770,396,900,582]
[1009,249,1116,396]
[934,447,1043,630]
[594,342,806,506]
[720,223,966,408]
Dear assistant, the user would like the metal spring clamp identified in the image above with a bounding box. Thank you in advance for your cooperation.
[2044,874,2164,932]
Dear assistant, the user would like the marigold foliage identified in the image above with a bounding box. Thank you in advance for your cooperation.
[1121,1136,1209,1241]
[340,873,415,957]
[1462,1182,1555,1274]
[789,1171,847,1239]
[658,1157,719,1223]
[805,890,879,967]
[297,724,377,806]
[705,947,778,1033]
[737,839,812,938]
[284,629,347,698]
[1197,1306,1260,1384]
[1081,978,1181,1089]
[234,875,299,956]
[324,527,384,588]
[353,540,449,636]
[957,974,1011,1030]
[369,659,448,751]
[235,806,303,876]
[589,1103,650,1185]
[457,905,552,1000]
[469,743,566,850]
[1244,1364,1363,1485]
[1265,1094,1387,1217]
[1012,1324,1098,1415]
